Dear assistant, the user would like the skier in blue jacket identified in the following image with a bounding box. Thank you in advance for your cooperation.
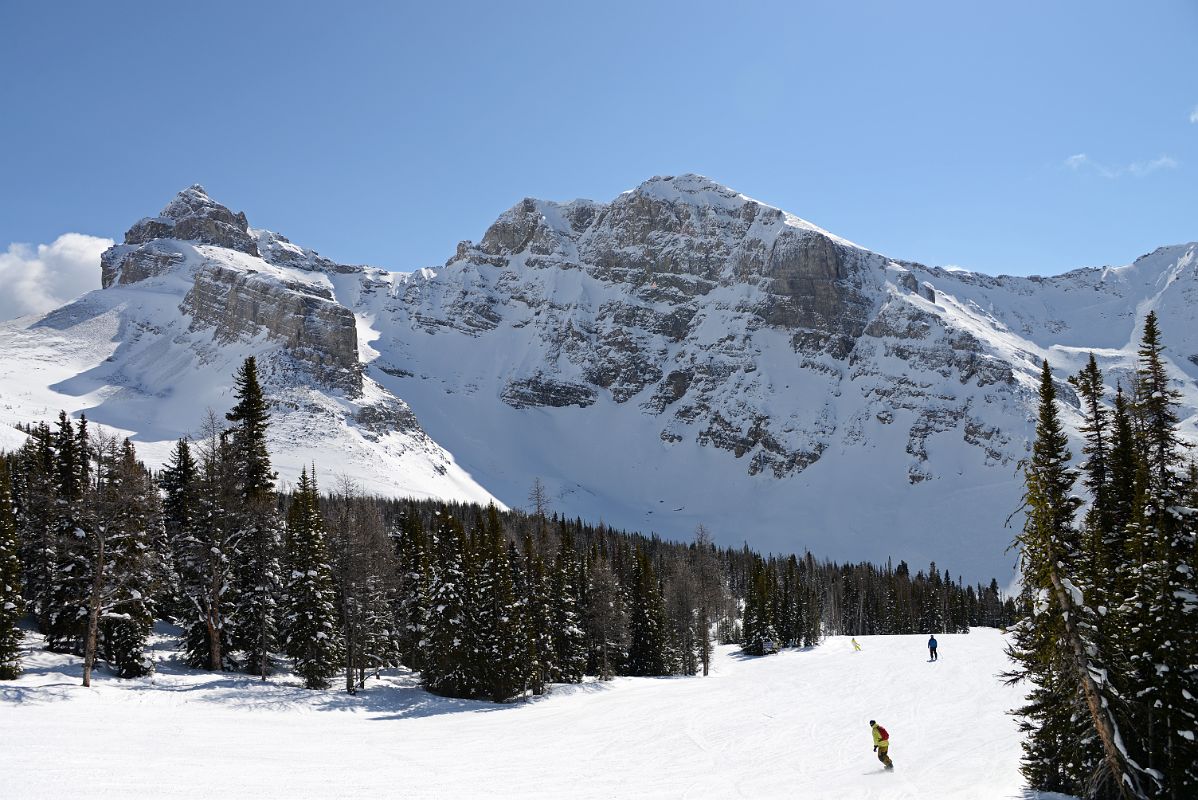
[928,635,938,661]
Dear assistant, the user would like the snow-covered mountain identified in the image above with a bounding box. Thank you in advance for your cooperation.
[2,177,1195,582]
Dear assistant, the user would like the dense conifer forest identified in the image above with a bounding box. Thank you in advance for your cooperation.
[1006,311,1198,800]
[1,356,1016,701]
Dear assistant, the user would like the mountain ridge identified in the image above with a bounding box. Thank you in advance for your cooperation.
[2,176,1195,582]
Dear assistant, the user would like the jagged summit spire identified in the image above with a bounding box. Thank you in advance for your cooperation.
[119,184,259,257]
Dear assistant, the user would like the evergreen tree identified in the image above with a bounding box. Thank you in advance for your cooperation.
[626,547,670,675]
[225,357,282,679]
[13,423,55,629]
[741,557,778,656]
[96,439,160,679]
[1126,312,1197,797]
[393,510,431,671]
[582,555,626,681]
[0,458,24,679]
[549,527,586,683]
[171,422,237,670]
[1007,360,1147,799]
[44,413,92,653]
[282,468,342,689]
[422,511,479,698]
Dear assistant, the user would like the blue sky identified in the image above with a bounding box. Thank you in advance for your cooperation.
[1,0,1195,289]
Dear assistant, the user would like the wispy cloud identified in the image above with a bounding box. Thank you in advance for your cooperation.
[0,233,112,321]
[1190,105,1198,124]
[1063,153,1179,179]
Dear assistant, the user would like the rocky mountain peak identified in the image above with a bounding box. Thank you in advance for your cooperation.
[122,184,259,257]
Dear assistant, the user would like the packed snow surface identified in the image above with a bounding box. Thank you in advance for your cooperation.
[1,627,1051,799]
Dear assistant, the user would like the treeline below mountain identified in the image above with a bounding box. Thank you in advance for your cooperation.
[0,357,1014,697]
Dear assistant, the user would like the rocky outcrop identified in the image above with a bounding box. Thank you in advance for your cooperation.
[181,263,361,393]
[101,240,187,288]
[98,185,364,395]
[126,185,259,256]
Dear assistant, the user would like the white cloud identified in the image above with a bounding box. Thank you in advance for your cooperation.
[0,233,113,321]
[1062,153,1179,179]
[1127,155,1179,176]
[1190,105,1198,124]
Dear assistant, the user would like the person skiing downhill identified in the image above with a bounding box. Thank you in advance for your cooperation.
[870,720,894,769]
[928,635,938,661]
[851,638,862,652]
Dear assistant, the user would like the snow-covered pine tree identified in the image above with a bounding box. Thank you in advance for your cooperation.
[282,468,343,689]
[0,457,24,679]
[96,439,160,679]
[1007,360,1147,800]
[1126,312,1198,798]
[11,423,55,631]
[741,557,777,656]
[549,525,586,683]
[627,547,671,675]
[44,413,92,653]
[520,530,556,695]
[159,439,201,625]
[392,509,430,671]
[422,510,480,698]
[225,357,282,679]
[470,505,526,701]
[171,418,238,670]
[485,536,528,701]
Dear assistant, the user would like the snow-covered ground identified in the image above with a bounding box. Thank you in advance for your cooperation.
[1,626,1049,799]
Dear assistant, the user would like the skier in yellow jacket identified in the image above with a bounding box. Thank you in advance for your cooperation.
[870,720,894,769]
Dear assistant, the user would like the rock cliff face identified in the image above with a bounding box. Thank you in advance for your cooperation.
[100,186,363,394]
[375,175,1032,481]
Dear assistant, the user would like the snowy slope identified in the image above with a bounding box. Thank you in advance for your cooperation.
[0,627,1047,800]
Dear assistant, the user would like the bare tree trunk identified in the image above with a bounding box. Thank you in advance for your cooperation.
[259,624,268,682]
[207,605,222,672]
[345,628,355,694]
[82,536,106,688]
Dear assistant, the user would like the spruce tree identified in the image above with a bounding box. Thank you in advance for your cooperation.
[549,528,586,683]
[626,547,670,675]
[422,511,478,697]
[226,357,282,679]
[171,422,237,670]
[393,509,431,671]
[1007,360,1147,799]
[0,458,24,679]
[97,439,160,679]
[45,413,92,653]
[282,468,343,689]
[1127,312,1198,797]
[13,423,55,630]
